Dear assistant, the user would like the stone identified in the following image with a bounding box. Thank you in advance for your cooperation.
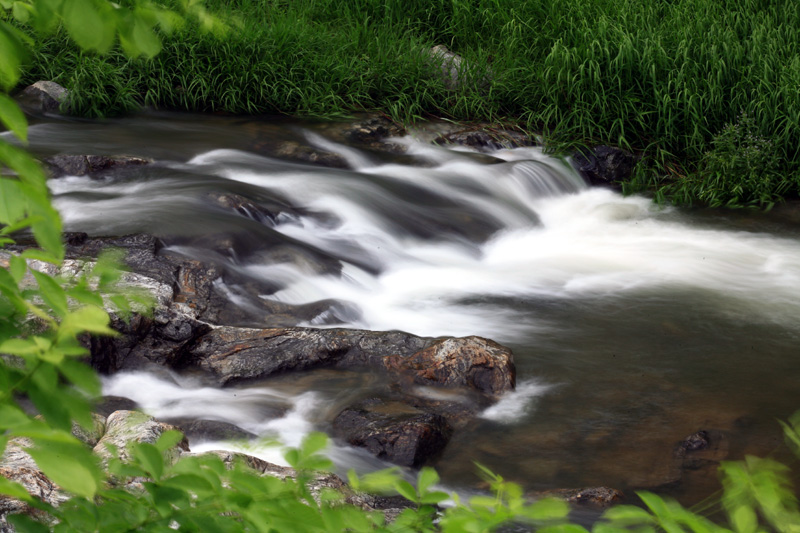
[93,396,140,418]
[165,419,257,443]
[273,141,349,169]
[571,146,636,188]
[533,486,624,508]
[333,399,453,467]
[343,116,406,146]
[16,81,70,114]
[382,337,516,397]
[433,128,535,152]
[44,155,151,179]
[93,410,189,468]
[71,413,107,447]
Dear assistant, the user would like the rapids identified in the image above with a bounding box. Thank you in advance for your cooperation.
[12,112,800,506]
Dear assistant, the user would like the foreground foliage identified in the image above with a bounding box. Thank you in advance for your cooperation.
[1,1,800,531]
[12,0,800,207]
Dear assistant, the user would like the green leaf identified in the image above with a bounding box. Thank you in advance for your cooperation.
[0,475,32,501]
[11,2,33,24]
[162,473,215,498]
[58,358,100,395]
[31,270,69,317]
[526,498,570,521]
[7,514,50,533]
[8,254,27,284]
[28,441,100,499]
[0,337,41,355]
[132,442,165,480]
[602,504,657,525]
[0,179,30,226]
[0,404,32,429]
[57,306,115,342]
[394,480,418,503]
[420,490,450,504]
[0,93,27,143]
[0,21,25,91]
[62,0,117,53]
[417,467,439,496]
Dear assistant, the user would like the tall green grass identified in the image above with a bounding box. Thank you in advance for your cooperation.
[18,0,800,206]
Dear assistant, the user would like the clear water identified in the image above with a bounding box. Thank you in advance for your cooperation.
[15,111,800,506]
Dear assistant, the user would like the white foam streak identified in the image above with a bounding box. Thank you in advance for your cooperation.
[480,380,553,422]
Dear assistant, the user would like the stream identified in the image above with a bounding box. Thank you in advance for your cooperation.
[13,111,800,509]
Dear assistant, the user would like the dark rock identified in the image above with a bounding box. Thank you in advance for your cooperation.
[333,399,453,467]
[44,154,151,179]
[534,486,624,508]
[680,430,710,451]
[433,129,535,152]
[674,429,729,471]
[94,395,141,418]
[207,192,280,225]
[16,81,70,114]
[572,146,635,188]
[165,419,257,443]
[246,245,342,277]
[273,141,349,169]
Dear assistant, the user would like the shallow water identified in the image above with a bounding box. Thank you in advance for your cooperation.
[15,111,800,507]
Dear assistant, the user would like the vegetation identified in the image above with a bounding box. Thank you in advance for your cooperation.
[13,0,800,207]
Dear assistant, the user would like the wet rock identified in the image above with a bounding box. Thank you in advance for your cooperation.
[382,337,516,397]
[433,128,535,152]
[93,396,141,418]
[93,410,189,468]
[534,486,624,508]
[273,141,349,169]
[333,399,453,467]
[207,192,280,225]
[16,81,70,114]
[572,146,636,188]
[674,429,729,471]
[247,245,342,277]
[44,155,151,179]
[165,419,257,443]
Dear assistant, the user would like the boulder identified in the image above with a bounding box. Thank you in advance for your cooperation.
[71,413,107,447]
[571,146,635,188]
[44,155,151,179]
[93,396,140,418]
[16,81,69,114]
[333,399,453,467]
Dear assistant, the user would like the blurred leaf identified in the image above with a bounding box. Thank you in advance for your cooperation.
[31,270,68,317]
[417,467,439,496]
[154,430,184,453]
[395,480,418,503]
[0,21,26,91]
[0,94,27,143]
[0,404,32,429]
[58,306,115,341]
[0,179,30,226]
[62,0,117,53]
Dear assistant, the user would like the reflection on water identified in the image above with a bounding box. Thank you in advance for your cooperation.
[20,111,800,506]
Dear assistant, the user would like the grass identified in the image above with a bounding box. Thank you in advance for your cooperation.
[16,0,800,207]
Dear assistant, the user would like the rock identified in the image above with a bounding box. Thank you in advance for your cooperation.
[0,438,69,531]
[165,419,257,443]
[16,81,70,114]
[207,192,281,225]
[571,146,635,188]
[426,45,465,90]
[433,128,535,152]
[382,337,516,397]
[44,155,151,179]
[674,429,729,471]
[333,399,453,467]
[273,141,349,169]
[247,245,342,277]
[71,413,107,447]
[534,486,624,508]
[93,410,189,468]
[93,396,141,418]
[343,116,406,146]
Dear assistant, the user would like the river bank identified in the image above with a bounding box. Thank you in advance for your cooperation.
[14,0,800,208]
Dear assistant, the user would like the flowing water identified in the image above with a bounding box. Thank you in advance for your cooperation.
[14,112,800,508]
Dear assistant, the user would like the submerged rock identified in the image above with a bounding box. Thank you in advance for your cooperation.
[343,116,406,146]
[44,154,151,179]
[572,146,635,188]
[533,486,624,508]
[333,399,453,467]
[16,81,70,114]
[165,419,257,443]
[273,141,349,169]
